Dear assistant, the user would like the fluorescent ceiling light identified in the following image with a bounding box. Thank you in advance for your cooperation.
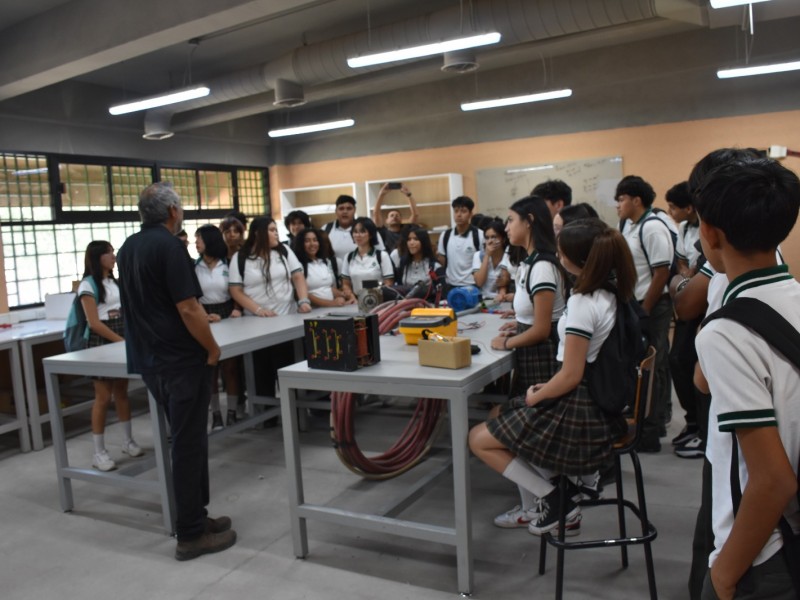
[506,165,553,174]
[268,119,355,138]
[461,88,572,111]
[710,0,772,8]
[109,85,210,115]
[347,32,501,68]
[717,60,800,79]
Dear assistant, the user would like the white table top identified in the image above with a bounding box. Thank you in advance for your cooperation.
[0,319,66,344]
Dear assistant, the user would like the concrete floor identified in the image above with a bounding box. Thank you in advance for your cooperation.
[0,395,701,600]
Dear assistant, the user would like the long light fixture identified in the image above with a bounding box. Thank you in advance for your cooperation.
[710,0,772,8]
[268,118,355,138]
[461,88,572,111]
[347,32,501,68]
[717,59,800,79]
[109,85,210,115]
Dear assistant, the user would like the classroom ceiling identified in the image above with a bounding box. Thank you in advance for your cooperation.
[1,0,800,143]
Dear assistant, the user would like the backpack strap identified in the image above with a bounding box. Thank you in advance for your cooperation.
[525,252,560,298]
[442,228,451,257]
[442,226,480,258]
[636,215,673,274]
[324,221,335,233]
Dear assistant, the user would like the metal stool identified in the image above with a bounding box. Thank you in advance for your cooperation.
[538,346,658,600]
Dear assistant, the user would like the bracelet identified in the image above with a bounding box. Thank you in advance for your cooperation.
[676,277,690,293]
[297,298,311,306]
[503,337,509,350]
[255,306,264,315]
[405,192,412,197]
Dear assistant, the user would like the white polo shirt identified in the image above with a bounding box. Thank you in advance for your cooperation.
[675,221,702,270]
[195,259,230,305]
[229,248,303,315]
[326,221,385,271]
[556,289,617,363]
[512,254,565,326]
[305,258,336,301]
[78,277,121,320]
[621,210,675,301]
[696,265,800,569]
[437,226,484,287]
[340,249,395,294]
[471,251,510,299]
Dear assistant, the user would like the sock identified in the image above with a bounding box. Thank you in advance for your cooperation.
[92,433,105,454]
[518,485,538,511]
[502,457,555,499]
[120,420,133,443]
[210,393,220,412]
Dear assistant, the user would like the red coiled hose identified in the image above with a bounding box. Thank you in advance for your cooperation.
[329,295,448,480]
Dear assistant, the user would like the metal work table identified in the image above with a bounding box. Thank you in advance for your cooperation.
[0,336,32,452]
[278,314,512,595]
[42,307,355,533]
[1,319,66,451]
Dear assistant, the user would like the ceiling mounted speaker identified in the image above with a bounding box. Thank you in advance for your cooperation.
[273,79,306,107]
[441,50,479,73]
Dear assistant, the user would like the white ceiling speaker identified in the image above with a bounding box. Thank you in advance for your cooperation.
[441,50,479,73]
[273,79,306,108]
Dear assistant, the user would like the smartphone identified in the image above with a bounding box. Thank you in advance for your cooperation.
[387,182,402,190]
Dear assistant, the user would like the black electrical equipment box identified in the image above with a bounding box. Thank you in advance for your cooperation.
[303,313,381,371]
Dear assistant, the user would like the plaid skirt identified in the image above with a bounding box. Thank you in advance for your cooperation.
[88,315,124,382]
[202,299,234,319]
[488,380,622,476]
[509,322,560,397]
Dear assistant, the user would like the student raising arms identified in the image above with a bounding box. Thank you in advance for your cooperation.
[470,218,636,536]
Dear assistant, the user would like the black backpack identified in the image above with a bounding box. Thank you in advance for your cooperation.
[442,226,480,258]
[586,291,647,416]
[702,297,800,598]
[620,214,678,279]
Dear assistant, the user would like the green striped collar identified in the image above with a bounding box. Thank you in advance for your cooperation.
[523,251,540,266]
[722,264,792,306]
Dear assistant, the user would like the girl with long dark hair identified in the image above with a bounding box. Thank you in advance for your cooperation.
[292,228,354,307]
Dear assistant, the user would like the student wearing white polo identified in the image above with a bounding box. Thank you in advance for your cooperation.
[341,217,395,296]
[324,194,384,270]
[616,175,674,453]
[694,158,800,600]
[437,196,484,290]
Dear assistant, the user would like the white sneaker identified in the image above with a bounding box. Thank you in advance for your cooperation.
[92,450,116,472]
[493,505,539,529]
[122,439,144,458]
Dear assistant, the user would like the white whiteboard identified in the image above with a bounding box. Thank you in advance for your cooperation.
[475,156,624,226]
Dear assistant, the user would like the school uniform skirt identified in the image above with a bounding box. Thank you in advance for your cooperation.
[510,322,560,397]
[88,316,124,381]
[202,299,234,319]
[487,380,624,476]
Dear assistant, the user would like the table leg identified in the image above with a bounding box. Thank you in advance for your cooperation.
[450,394,474,595]
[45,368,73,511]
[21,340,44,450]
[9,344,31,452]
[280,384,308,557]
[149,391,176,535]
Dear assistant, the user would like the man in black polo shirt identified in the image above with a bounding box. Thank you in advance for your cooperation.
[117,181,236,561]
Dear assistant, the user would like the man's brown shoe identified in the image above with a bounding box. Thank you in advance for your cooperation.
[175,529,236,561]
[205,515,232,534]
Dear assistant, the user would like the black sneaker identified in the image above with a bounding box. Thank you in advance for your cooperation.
[527,488,581,536]
[674,436,704,459]
[637,436,662,453]
[671,424,698,446]
[211,411,224,431]
[225,409,237,427]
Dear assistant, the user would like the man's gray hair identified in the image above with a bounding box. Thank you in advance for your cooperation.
[139,181,181,225]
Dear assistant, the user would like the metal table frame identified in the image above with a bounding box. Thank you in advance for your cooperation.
[0,337,32,452]
[279,315,512,595]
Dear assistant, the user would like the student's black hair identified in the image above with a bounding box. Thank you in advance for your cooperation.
[665,181,692,209]
[220,215,245,236]
[483,220,508,251]
[335,194,356,207]
[558,203,598,228]
[195,224,229,260]
[687,147,762,196]
[532,179,572,206]
[83,240,114,304]
[225,210,248,228]
[509,195,558,259]
[351,216,379,248]
[558,218,636,301]
[240,216,288,290]
[292,228,337,279]
[396,227,436,279]
[451,196,475,212]
[283,209,311,231]
[615,175,656,208]
[694,158,800,253]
